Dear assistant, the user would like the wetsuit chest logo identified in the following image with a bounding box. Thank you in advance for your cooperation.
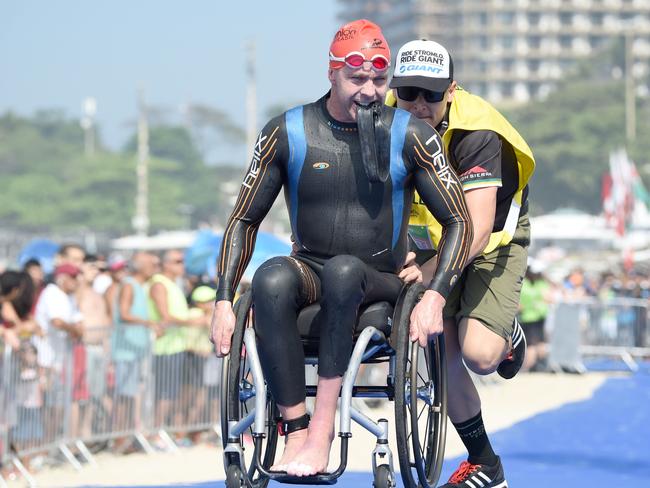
[312,162,330,171]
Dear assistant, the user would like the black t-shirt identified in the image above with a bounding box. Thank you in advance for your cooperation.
[441,125,528,232]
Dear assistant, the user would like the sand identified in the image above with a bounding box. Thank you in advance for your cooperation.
[6,371,611,487]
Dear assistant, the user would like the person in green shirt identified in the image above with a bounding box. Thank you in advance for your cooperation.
[149,249,204,430]
[518,264,552,372]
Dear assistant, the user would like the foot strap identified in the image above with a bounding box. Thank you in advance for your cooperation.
[276,413,310,436]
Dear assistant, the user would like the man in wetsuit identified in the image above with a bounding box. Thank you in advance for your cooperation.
[211,20,472,477]
[388,39,535,488]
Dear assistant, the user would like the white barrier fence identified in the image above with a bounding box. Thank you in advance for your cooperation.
[0,327,221,486]
[1,297,648,485]
[547,296,650,372]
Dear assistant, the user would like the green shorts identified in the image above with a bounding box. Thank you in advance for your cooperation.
[443,213,530,340]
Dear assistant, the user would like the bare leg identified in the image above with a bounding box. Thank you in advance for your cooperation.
[287,376,342,476]
[270,402,309,471]
[446,317,508,421]
[444,319,482,422]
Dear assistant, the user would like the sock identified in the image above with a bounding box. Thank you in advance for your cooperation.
[453,410,498,466]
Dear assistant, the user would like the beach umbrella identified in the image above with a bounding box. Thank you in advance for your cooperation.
[17,239,60,274]
[184,229,222,278]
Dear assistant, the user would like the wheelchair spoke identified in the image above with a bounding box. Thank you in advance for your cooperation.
[417,402,427,422]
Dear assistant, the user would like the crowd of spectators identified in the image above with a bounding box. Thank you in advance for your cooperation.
[0,244,229,474]
[2,244,647,473]
[517,262,650,372]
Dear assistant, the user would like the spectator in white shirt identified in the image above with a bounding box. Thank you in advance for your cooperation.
[33,263,83,440]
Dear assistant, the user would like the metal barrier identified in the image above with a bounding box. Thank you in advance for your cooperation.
[548,296,650,372]
[0,323,221,486]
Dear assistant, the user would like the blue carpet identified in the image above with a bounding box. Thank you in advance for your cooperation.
[90,371,650,487]
[440,371,650,487]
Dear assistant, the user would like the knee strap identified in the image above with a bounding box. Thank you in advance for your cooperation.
[276,413,310,436]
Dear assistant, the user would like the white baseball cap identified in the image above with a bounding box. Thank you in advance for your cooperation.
[390,39,454,92]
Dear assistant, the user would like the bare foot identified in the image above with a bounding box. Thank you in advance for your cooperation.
[286,423,335,476]
[269,429,308,472]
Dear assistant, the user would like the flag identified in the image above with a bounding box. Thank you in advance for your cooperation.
[603,149,636,236]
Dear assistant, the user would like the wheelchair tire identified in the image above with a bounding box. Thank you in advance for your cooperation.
[394,284,448,488]
[225,464,245,488]
[373,464,396,488]
[221,291,279,488]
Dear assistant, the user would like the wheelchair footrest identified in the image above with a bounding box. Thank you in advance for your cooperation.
[266,473,338,485]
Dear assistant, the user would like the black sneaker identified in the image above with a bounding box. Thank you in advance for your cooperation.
[497,318,526,380]
[438,457,508,488]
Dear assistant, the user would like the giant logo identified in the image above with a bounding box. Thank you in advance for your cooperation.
[399,64,444,75]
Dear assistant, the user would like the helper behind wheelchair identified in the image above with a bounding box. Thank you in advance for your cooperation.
[221,283,447,488]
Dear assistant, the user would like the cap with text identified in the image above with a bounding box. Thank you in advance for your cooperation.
[390,39,454,92]
[329,19,390,69]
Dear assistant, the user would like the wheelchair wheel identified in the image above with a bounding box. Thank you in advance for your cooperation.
[225,464,245,488]
[394,284,448,488]
[373,464,396,488]
[221,291,279,488]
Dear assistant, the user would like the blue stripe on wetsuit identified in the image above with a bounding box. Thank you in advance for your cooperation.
[285,106,307,244]
[389,109,410,249]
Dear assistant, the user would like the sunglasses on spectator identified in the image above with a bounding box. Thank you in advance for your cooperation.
[396,86,448,103]
[329,51,390,71]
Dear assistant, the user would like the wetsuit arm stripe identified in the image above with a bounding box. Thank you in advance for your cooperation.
[412,153,468,273]
[231,137,279,221]
[229,146,277,282]
[416,155,467,272]
[233,222,260,289]
[412,134,469,271]
[219,138,278,272]
[413,134,468,210]
[409,128,472,296]
[411,144,467,259]
[217,125,283,301]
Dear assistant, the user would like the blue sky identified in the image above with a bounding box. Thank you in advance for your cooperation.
[1,1,340,161]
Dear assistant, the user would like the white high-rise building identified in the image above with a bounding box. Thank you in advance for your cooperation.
[338,0,650,103]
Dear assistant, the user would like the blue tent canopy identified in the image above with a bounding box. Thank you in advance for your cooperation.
[18,239,60,274]
[184,230,291,281]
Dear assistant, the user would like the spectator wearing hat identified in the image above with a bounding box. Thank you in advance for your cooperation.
[389,38,535,487]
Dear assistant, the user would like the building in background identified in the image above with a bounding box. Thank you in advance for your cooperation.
[339,0,650,104]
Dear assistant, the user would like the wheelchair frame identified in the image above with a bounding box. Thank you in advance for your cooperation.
[221,283,447,488]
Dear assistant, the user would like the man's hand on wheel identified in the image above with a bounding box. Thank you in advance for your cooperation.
[399,251,422,284]
[210,300,236,357]
[409,290,446,348]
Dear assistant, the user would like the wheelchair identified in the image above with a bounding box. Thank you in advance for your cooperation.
[221,283,447,488]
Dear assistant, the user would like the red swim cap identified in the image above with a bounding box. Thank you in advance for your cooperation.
[329,19,390,70]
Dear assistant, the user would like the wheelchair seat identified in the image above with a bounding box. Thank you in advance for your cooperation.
[222,285,448,488]
[296,301,394,341]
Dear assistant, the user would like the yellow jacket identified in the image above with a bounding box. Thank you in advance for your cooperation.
[386,87,535,254]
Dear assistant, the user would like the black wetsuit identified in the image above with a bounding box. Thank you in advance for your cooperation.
[217,93,471,406]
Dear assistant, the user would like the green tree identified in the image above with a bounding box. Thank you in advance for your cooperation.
[502,36,650,214]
